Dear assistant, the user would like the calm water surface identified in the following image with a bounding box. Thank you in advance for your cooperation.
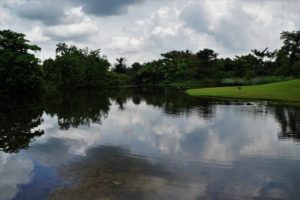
[0,88,299,200]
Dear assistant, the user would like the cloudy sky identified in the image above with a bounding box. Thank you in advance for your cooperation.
[0,0,299,64]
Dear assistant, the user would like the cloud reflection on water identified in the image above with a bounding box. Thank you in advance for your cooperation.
[0,89,299,199]
[0,152,33,200]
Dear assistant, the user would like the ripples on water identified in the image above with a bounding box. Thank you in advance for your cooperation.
[0,88,299,200]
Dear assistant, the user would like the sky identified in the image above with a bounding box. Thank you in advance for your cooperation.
[0,0,299,64]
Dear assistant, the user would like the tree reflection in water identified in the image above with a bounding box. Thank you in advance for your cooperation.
[0,95,44,153]
[44,90,111,130]
[0,87,299,154]
[0,88,299,200]
[272,106,300,140]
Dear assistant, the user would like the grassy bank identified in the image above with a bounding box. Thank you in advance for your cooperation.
[186,79,300,103]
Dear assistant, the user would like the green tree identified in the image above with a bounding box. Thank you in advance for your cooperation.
[113,57,127,73]
[233,54,260,77]
[43,43,110,88]
[0,30,43,93]
[135,61,164,85]
[251,48,277,75]
[195,48,218,78]
[280,31,300,65]
[131,62,142,72]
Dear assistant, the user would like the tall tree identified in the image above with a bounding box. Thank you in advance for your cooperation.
[113,57,127,73]
[0,30,43,93]
[280,31,300,64]
[131,62,142,72]
[196,48,218,62]
[195,48,218,78]
[43,43,110,88]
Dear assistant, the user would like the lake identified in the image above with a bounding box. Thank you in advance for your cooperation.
[0,88,299,200]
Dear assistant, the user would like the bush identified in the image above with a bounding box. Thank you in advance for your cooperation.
[105,72,131,86]
[221,76,294,86]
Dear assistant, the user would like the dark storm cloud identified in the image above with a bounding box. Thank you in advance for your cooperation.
[16,0,68,25]
[14,0,145,25]
[80,0,145,16]
[43,27,95,42]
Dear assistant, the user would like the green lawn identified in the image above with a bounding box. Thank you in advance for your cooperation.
[186,79,300,103]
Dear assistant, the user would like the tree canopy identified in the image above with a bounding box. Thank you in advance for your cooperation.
[280,31,300,65]
[0,30,43,93]
[43,43,110,88]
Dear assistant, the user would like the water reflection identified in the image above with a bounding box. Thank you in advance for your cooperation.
[0,95,44,153]
[273,106,300,140]
[47,146,300,200]
[44,90,110,130]
[49,146,187,200]
[0,152,33,200]
[0,88,299,199]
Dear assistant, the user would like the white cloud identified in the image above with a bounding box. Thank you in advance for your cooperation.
[106,36,143,53]
[25,27,50,43]
[1,0,299,63]
[42,8,98,42]
[180,0,300,56]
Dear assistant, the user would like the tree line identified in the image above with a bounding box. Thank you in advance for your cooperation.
[0,29,299,93]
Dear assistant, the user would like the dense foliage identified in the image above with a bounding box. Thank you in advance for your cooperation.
[128,31,300,85]
[43,43,111,88]
[0,29,299,93]
[0,30,43,93]
[129,31,300,85]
